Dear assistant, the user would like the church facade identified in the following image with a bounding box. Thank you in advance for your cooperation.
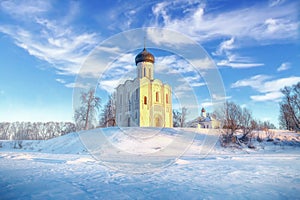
[115,47,172,127]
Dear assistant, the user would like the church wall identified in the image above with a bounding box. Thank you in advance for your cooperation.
[151,80,164,127]
[164,85,173,127]
[116,78,173,128]
[116,78,140,127]
[139,78,151,127]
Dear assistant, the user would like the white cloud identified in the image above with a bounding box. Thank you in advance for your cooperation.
[0,0,50,17]
[211,94,231,101]
[98,79,122,93]
[0,1,100,77]
[65,82,91,89]
[152,1,299,43]
[259,76,300,93]
[277,62,290,72]
[173,83,194,99]
[146,28,195,47]
[231,75,272,89]
[217,60,264,68]
[232,75,300,101]
[189,82,206,87]
[201,102,213,108]
[0,23,99,76]
[55,79,66,84]
[190,57,215,70]
[214,38,264,69]
[215,37,235,56]
[251,91,283,102]
[269,0,286,7]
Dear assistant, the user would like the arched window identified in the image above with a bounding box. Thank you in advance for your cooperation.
[144,96,147,105]
[144,67,146,77]
[156,92,159,102]
[128,100,131,111]
[166,94,169,104]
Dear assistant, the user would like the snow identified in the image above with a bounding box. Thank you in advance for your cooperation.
[0,127,300,199]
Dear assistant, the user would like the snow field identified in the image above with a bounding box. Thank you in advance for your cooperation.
[0,127,300,199]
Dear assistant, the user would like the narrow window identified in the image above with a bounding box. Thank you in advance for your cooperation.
[166,94,169,104]
[128,100,131,111]
[149,68,151,78]
[144,96,147,105]
[144,67,146,77]
[135,89,138,100]
[156,92,159,102]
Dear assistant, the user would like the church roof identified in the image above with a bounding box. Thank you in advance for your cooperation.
[135,48,155,65]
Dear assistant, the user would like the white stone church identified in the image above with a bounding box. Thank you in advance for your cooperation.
[115,47,173,127]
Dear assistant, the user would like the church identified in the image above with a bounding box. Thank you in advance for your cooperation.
[115,46,173,127]
[198,108,220,129]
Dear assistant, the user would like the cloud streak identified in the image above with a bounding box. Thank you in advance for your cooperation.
[232,75,300,101]
[152,1,299,43]
[214,37,264,68]
[277,62,290,72]
[0,1,100,76]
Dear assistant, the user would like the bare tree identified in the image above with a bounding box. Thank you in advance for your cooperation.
[74,88,101,130]
[279,82,300,131]
[239,108,257,142]
[215,101,250,146]
[216,101,242,135]
[256,120,276,141]
[172,110,181,127]
[100,94,116,127]
[180,107,188,127]
[279,103,294,130]
[0,122,10,140]
[172,107,188,127]
[238,108,258,148]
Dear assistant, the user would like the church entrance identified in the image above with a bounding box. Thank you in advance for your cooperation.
[154,115,163,127]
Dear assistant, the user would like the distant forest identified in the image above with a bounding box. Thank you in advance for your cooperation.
[0,122,75,140]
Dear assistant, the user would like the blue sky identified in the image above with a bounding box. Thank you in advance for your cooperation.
[0,0,299,127]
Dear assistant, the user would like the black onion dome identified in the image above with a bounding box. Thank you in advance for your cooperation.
[135,48,155,65]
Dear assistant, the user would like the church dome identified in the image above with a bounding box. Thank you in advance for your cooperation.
[201,107,206,112]
[135,48,155,65]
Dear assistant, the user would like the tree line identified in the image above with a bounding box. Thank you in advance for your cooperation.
[214,101,276,147]
[0,121,76,140]
[214,81,299,147]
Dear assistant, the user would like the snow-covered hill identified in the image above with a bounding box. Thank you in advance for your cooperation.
[0,127,300,199]
[0,131,86,154]
[1,127,299,155]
